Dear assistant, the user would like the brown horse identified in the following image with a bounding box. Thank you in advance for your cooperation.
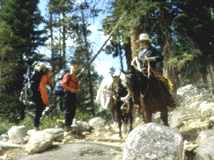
[110,75,134,138]
[123,66,175,126]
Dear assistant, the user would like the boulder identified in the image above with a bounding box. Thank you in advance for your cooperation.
[43,128,64,141]
[198,101,214,118]
[195,129,214,160]
[25,131,53,154]
[0,134,8,142]
[0,141,22,149]
[75,121,91,132]
[88,117,106,130]
[169,111,186,128]
[123,123,184,160]
[196,129,214,144]
[177,84,198,97]
[8,126,27,144]
[178,119,210,141]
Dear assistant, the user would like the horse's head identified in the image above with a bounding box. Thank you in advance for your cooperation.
[111,75,127,99]
[121,66,148,104]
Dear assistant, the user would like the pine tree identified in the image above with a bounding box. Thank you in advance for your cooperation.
[0,0,45,122]
[47,0,75,69]
[72,2,100,116]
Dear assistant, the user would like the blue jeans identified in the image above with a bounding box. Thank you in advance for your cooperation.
[33,92,45,128]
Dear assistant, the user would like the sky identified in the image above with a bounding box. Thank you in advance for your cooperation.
[38,0,122,77]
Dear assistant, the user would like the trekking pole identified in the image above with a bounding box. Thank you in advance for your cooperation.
[77,12,126,77]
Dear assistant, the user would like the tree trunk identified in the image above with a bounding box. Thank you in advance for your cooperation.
[124,37,132,69]
[163,37,179,95]
[62,11,66,68]
[130,27,141,58]
[49,12,54,59]
[118,43,124,71]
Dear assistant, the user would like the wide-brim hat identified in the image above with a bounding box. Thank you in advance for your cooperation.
[139,33,151,42]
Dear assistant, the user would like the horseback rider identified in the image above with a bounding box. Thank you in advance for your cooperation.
[131,33,163,74]
[131,33,173,94]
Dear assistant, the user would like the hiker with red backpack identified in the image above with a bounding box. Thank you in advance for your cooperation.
[32,63,53,130]
[60,61,80,131]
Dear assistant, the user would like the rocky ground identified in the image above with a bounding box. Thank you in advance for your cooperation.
[16,142,122,160]
[0,119,125,160]
[1,84,214,160]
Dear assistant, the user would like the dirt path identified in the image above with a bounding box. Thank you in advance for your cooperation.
[2,130,124,160]
[15,142,122,160]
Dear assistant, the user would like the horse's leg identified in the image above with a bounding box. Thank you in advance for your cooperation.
[116,105,123,139]
[129,112,133,132]
[118,117,123,139]
[160,108,169,126]
[143,110,152,123]
[139,96,147,122]
[129,100,134,132]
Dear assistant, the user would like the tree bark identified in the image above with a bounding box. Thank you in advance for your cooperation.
[130,27,141,58]
[124,37,132,69]
[62,11,66,67]
[163,37,179,95]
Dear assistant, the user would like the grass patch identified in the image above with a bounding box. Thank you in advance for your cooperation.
[0,118,13,134]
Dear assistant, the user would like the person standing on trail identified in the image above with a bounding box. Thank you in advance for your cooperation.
[33,63,53,130]
[61,61,80,131]
[131,33,163,74]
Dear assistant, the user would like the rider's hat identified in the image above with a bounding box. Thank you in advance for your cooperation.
[139,33,151,42]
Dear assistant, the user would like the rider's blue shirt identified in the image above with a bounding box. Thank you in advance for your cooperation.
[138,46,162,69]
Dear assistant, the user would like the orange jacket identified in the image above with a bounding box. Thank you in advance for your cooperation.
[61,73,80,92]
[38,74,51,106]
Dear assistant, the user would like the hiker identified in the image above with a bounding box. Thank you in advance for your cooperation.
[32,63,53,130]
[54,69,69,112]
[131,33,163,74]
[61,61,80,131]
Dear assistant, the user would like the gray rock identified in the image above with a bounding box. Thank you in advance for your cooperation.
[18,142,122,160]
[89,117,106,130]
[25,131,53,154]
[0,134,8,142]
[195,130,214,160]
[196,129,214,144]
[43,128,64,141]
[198,101,214,118]
[177,84,198,97]
[8,126,27,144]
[0,141,22,149]
[169,84,214,140]
[71,121,91,133]
[123,123,184,160]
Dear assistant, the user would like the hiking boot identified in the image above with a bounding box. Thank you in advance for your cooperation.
[64,126,72,132]
[34,127,40,131]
